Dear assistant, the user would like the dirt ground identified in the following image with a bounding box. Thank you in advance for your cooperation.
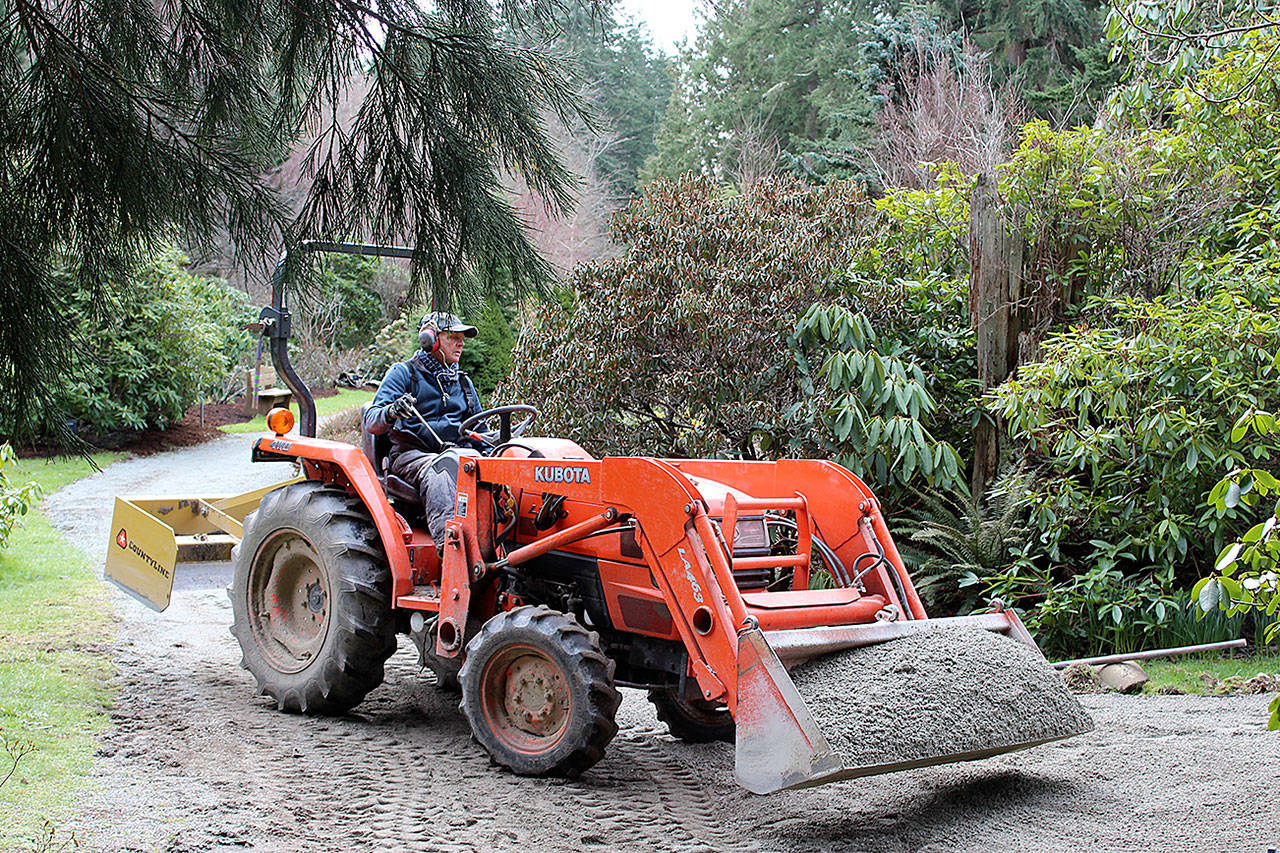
[41,436,1280,853]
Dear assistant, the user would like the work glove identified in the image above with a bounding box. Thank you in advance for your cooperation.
[385,393,419,423]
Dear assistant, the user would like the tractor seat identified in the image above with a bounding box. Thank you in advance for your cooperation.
[382,473,423,506]
[359,403,424,513]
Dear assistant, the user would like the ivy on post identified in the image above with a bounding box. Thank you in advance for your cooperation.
[967,173,1025,498]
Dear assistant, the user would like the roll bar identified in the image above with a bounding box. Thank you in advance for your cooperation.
[259,241,418,437]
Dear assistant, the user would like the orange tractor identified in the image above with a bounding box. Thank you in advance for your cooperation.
[106,242,1090,794]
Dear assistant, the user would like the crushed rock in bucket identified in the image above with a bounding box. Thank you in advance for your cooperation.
[789,626,1094,769]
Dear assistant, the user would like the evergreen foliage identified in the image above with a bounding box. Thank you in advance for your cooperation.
[45,246,255,437]
[795,304,963,492]
[937,0,1114,120]
[306,255,386,351]
[0,0,596,444]
[503,175,963,508]
[459,299,517,397]
[1104,1,1280,123]
[991,274,1280,583]
[964,31,1280,652]
[504,176,876,459]
[546,21,1280,659]
[542,3,672,195]
[897,471,1035,612]
[644,0,1117,184]
[645,0,874,182]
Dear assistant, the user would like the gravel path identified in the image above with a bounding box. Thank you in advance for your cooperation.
[41,437,1280,852]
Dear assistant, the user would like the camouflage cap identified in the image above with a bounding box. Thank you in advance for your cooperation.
[420,311,478,338]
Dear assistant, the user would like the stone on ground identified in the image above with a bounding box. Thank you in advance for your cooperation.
[1097,661,1149,694]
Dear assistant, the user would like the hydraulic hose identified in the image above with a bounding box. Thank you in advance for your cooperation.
[764,515,853,588]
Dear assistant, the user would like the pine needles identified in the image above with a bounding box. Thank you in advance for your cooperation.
[0,0,592,444]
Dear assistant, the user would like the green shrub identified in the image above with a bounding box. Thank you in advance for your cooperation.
[794,303,963,493]
[840,165,979,459]
[47,246,254,436]
[966,258,1280,656]
[963,539,1189,659]
[0,444,40,549]
[897,472,1034,614]
[359,312,416,384]
[1195,406,1280,728]
[990,267,1280,581]
[503,175,876,460]
[848,163,972,284]
[1170,30,1280,256]
[322,255,385,351]
[1001,120,1232,314]
[459,299,516,398]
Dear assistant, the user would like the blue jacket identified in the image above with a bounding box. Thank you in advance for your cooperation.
[365,352,484,454]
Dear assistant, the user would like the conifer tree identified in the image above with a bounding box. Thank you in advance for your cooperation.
[0,0,593,442]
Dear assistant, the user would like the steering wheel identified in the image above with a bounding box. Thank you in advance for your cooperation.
[459,404,539,447]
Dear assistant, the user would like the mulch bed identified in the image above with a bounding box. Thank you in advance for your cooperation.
[16,387,341,458]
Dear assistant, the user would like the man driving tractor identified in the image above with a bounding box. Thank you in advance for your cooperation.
[364,311,485,542]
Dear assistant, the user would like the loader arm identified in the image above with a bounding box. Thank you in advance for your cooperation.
[475,456,746,707]
[475,454,1092,795]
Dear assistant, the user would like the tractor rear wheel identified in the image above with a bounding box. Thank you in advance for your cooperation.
[230,481,396,714]
[459,606,620,777]
[648,687,735,743]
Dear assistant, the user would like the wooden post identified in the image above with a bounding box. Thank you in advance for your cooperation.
[969,173,1024,498]
[242,368,256,417]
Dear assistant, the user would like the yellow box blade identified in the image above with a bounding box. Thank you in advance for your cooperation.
[105,496,180,612]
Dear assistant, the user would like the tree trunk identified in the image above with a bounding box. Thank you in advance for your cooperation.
[969,173,1024,498]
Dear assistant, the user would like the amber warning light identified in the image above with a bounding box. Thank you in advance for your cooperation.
[266,407,295,436]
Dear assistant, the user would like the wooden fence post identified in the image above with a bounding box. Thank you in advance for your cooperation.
[969,173,1024,498]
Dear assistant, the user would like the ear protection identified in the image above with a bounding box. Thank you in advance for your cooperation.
[418,316,439,353]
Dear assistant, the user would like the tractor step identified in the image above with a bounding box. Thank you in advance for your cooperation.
[396,584,442,612]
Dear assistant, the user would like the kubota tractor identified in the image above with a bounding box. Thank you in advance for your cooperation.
[106,242,1091,794]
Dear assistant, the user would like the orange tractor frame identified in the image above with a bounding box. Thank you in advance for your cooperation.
[107,241,1067,794]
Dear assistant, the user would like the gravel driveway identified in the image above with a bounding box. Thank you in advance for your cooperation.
[42,436,1280,852]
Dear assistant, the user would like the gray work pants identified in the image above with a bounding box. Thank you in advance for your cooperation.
[388,448,457,548]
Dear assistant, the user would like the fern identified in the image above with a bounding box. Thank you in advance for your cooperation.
[898,468,1035,613]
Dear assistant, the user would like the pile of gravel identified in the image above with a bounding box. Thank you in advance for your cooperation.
[789,626,1094,772]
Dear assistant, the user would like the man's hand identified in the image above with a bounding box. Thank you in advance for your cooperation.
[385,393,419,423]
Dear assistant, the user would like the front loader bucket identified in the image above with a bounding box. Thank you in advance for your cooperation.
[735,627,843,793]
[734,613,1093,794]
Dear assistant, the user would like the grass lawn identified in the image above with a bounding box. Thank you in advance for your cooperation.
[0,453,123,850]
[218,387,374,435]
[1142,650,1280,694]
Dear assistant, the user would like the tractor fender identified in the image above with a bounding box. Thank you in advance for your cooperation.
[253,434,413,598]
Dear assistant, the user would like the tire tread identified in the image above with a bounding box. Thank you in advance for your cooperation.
[230,482,395,715]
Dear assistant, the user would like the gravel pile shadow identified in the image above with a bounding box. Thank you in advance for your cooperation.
[790,626,1094,770]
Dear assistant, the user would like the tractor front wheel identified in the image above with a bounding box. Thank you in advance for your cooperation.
[230,482,396,714]
[648,687,735,743]
[459,606,620,777]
